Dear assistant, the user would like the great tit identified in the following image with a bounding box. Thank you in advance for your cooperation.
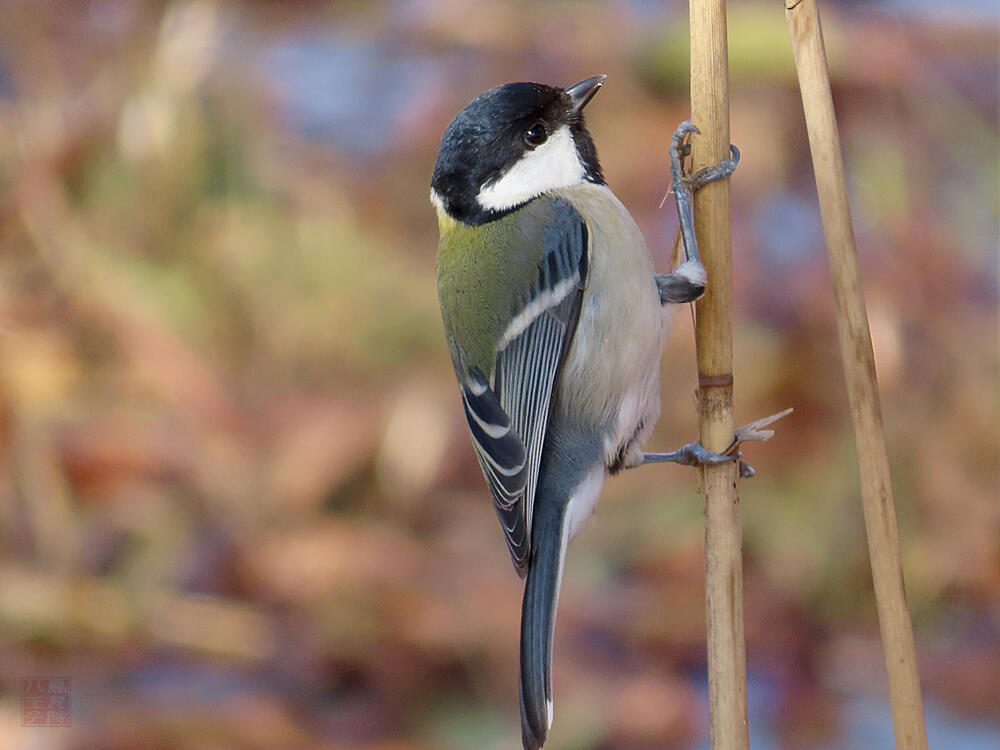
[431,76,739,750]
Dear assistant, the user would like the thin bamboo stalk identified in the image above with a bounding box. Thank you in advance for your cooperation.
[784,2,929,747]
[689,1,750,748]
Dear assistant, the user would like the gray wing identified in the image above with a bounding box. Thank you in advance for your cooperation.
[460,198,589,575]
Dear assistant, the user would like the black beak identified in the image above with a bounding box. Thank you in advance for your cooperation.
[566,75,606,114]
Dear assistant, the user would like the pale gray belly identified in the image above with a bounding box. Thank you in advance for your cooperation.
[551,183,667,468]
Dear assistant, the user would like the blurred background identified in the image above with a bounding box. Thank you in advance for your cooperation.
[0,1,997,748]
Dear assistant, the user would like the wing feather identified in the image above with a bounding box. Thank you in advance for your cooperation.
[459,198,588,575]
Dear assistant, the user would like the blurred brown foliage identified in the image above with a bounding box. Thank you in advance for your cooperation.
[0,1,997,749]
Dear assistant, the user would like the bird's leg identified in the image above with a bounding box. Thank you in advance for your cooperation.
[640,408,793,479]
[656,120,740,305]
[642,441,739,468]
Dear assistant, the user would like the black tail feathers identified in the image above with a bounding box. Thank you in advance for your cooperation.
[519,518,564,750]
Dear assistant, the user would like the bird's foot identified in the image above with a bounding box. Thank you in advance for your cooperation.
[642,441,739,468]
[668,120,740,197]
[689,144,740,190]
[670,120,740,263]
[658,120,740,305]
[641,408,793,479]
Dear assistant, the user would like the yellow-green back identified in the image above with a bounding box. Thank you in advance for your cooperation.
[435,200,559,376]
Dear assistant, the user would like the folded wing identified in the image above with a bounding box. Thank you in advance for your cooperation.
[460,198,589,574]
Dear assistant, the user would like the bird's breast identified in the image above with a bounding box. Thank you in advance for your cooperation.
[550,183,667,463]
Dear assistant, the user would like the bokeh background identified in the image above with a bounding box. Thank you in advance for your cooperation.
[0,1,997,748]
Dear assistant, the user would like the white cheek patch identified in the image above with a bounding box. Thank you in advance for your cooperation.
[476,125,586,212]
[429,188,446,212]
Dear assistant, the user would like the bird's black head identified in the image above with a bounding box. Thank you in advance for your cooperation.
[430,76,606,225]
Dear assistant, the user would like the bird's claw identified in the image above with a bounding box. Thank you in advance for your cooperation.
[670,122,740,194]
[689,145,741,190]
[668,120,700,192]
[671,119,701,147]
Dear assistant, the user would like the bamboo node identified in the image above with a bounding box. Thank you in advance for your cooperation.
[698,373,734,388]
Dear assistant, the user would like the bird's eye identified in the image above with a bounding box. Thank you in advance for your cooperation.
[524,123,547,148]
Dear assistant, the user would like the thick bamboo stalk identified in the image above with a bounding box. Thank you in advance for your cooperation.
[689,1,750,748]
[784,2,929,747]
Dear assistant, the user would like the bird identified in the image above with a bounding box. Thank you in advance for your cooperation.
[431,75,739,750]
